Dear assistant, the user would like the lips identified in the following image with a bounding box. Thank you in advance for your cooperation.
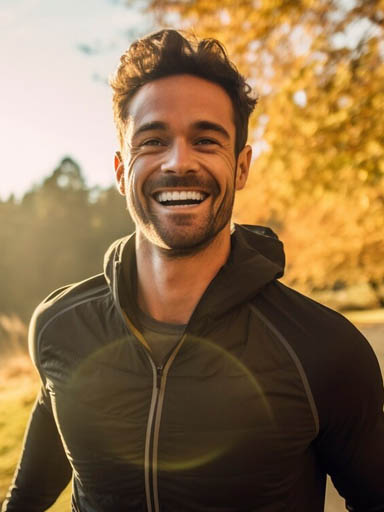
[153,189,208,207]
[144,175,218,208]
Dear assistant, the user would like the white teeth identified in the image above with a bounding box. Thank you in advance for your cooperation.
[155,190,206,203]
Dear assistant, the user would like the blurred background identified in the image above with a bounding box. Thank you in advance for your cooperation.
[1,1,383,511]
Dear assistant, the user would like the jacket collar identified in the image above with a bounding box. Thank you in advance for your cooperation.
[103,224,285,326]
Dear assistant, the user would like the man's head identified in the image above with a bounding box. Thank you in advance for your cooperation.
[110,29,257,158]
[110,30,256,254]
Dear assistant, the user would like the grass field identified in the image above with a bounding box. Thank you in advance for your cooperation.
[0,355,71,511]
[1,310,383,511]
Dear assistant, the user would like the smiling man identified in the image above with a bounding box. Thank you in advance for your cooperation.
[114,71,251,325]
[3,29,384,512]
[120,75,244,253]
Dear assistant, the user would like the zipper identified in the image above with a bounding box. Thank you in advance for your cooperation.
[144,360,159,512]
[156,366,163,389]
[112,256,187,510]
[143,336,185,512]
[122,302,185,512]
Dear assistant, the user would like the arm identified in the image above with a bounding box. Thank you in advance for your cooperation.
[315,322,384,511]
[2,295,73,512]
[259,282,384,510]
[1,387,72,512]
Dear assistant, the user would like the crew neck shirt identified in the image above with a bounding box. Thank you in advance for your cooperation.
[136,307,186,367]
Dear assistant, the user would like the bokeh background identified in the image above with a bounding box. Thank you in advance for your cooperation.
[1,1,383,511]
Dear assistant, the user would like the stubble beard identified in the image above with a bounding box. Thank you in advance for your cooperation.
[128,174,236,258]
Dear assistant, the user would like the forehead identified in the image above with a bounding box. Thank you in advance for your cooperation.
[126,74,235,136]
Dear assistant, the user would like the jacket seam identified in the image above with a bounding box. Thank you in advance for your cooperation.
[249,303,320,437]
[35,287,111,372]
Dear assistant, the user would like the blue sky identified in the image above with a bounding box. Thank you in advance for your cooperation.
[0,0,154,199]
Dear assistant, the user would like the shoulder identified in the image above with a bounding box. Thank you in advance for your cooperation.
[28,273,110,369]
[260,280,374,354]
[254,281,383,428]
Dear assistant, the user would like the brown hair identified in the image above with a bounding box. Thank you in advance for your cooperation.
[110,29,257,156]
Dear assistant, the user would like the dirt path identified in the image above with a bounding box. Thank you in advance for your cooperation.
[325,322,384,512]
[360,324,384,375]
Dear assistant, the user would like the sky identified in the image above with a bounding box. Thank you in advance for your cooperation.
[0,0,374,201]
[0,0,154,200]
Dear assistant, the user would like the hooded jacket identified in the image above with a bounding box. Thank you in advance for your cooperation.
[2,224,384,512]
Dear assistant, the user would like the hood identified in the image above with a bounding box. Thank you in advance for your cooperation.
[103,224,285,324]
[103,234,134,294]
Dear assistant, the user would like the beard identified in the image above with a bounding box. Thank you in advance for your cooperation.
[128,173,236,257]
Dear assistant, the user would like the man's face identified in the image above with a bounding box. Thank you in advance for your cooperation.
[115,74,251,253]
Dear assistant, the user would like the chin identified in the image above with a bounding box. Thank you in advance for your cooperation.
[155,225,229,258]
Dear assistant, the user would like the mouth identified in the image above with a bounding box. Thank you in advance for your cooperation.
[153,189,209,207]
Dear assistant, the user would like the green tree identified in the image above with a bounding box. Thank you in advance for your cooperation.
[0,157,134,321]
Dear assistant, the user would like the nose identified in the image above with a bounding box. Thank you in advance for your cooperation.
[160,138,198,174]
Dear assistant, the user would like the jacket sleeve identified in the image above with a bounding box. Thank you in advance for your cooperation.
[1,387,72,512]
[259,282,384,510]
[314,320,384,512]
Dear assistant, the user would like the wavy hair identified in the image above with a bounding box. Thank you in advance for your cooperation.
[110,29,257,156]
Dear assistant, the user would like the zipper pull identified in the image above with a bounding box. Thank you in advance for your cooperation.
[156,366,163,389]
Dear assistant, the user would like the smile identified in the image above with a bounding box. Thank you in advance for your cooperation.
[153,190,208,207]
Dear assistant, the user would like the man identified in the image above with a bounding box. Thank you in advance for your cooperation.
[3,29,384,512]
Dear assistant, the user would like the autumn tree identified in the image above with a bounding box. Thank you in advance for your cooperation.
[133,0,384,297]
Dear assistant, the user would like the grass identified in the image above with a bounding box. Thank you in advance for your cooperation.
[0,358,38,497]
[0,354,71,511]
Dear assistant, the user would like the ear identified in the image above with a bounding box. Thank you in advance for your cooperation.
[114,151,125,196]
[235,144,252,190]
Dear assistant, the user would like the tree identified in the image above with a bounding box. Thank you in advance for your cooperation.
[0,158,134,320]
[133,0,384,293]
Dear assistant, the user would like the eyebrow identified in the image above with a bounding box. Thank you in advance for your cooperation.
[132,121,167,139]
[192,120,230,140]
[132,120,231,140]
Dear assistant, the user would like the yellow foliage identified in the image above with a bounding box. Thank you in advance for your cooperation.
[142,0,384,289]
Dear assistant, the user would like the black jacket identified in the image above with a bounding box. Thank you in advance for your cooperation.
[3,225,384,512]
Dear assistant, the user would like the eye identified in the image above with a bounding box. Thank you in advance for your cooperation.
[195,138,218,146]
[141,138,165,147]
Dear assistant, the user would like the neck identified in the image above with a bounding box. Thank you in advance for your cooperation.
[135,226,231,324]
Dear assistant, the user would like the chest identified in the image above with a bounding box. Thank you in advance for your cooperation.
[40,312,320,510]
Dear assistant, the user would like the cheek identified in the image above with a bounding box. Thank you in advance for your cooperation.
[199,152,236,182]
[199,148,235,168]
[124,154,152,197]
[124,150,236,198]
[212,154,237,193]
